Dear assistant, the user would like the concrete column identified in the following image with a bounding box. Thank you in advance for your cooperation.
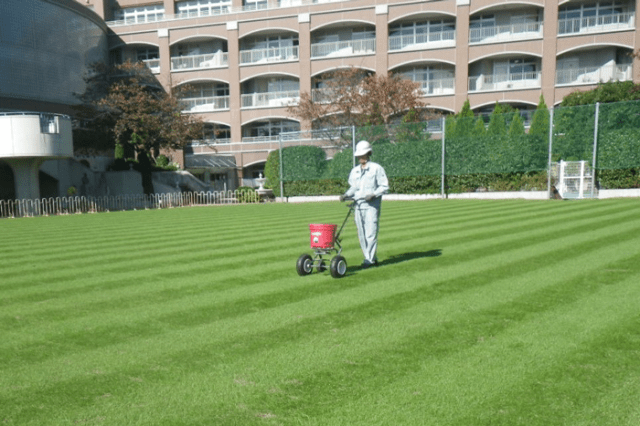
[542,0,559,106]
[227,21,242,143]
[158,29,172,91]
[455,0,470,112]
[163,0,175,15]
[10,158,43,200]
[298,14,312,132]
[375,5,389,74]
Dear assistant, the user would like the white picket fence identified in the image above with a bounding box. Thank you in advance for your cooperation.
[0,190,264,219]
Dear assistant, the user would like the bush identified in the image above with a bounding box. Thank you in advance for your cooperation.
[236,186,257,203]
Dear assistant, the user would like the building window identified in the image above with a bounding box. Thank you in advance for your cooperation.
[176,0,231,17]
[113,5,165,24]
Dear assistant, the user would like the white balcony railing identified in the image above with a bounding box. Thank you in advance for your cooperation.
[171,52,228,71]
[241,90,300,108]
[415,78,455,96]
[239,46,299,65]
[468,71,542,92]
[311,38,376,58]
[555,64,633,85]
[388,30,455,51]
[469,22,543,44]
[558,12,635,35]
[143,59,160,73]
[107,0,345,26]
[181,96,230,113]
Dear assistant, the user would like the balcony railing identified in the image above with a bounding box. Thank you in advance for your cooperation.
[181,96,230,113]
[469,22,543,44]
[558,12,635,35]
[241,90,300,108]
[414,78,455,96]
[468,71,541,92]
[555,64,633,85]
[239,46,299,65]
[143,59,160,73]
[311,38,376,58]
[388,30,455,51]
[171,52,228,71]
[107,0,345,26]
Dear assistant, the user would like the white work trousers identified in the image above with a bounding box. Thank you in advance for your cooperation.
[354,204,380,264]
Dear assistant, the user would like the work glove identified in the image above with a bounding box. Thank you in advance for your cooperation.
[339,194,346,202]
[365,193,375,202]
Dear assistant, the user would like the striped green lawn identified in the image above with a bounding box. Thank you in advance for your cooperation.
[1,198,640,425]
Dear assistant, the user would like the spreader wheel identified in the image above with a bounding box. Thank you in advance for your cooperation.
[330,255,347,278]
[296,254,314,276]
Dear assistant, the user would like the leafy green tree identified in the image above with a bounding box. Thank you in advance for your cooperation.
[529,95,549,141]
[75,61,204,193]
[487,103,507,136]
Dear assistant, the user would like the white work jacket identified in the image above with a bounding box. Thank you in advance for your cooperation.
[345,161,389,208]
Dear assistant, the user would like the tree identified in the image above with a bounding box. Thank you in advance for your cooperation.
[74,61,204,193]
[288,67,438,145]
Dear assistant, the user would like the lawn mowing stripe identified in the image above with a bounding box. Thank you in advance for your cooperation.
[2,207,638,385]
[0,198,629,300]
[305,261,640,426]
[2,200,636,344]
[5,222,638,425]
[1,200,640,426]
[1,199,638,347]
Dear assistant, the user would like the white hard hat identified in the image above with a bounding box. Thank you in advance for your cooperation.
[354,140,372,157]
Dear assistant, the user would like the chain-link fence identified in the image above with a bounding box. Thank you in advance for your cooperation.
[271,99,640,198]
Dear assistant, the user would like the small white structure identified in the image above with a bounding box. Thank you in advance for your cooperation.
[555,160,595,199]
[0,113,73,200]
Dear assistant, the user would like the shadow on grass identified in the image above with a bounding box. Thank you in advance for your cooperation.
[345,249,442,275]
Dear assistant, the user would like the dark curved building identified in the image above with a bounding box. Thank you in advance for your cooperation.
[0,0,108,200]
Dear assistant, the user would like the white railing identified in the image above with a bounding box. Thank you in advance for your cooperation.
[239,46,299,65]
[171,52,228,71]
[143,59,160,73]
[414,78,455,96]
[107,0,345,26]
[555,64,633,85]
[468,71,541,92]
[388,30,455,51]
[311,38,376,58]
[180,96,230,113]
[558,12,635,35]
[241,90,300,108]
[0,190,265,219]
[469,22,543,44]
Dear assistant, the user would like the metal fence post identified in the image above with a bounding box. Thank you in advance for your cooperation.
[441,116,446,199]
[278,134,284,200]
[591,102,600,199]
[547,107,554,198]
[352,125,356,169]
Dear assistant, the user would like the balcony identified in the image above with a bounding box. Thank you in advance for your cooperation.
[143,59,160,74]
[469,71,542,92]
[415,78,455,96]
[181,96,230,113]
[558,12,635,35]
[311,38,376,59]
[239,46,299,65]
[171,52,228,71]
[469,22,543,44]
[389,30,456,51]
[241,90,300,108]
[556,63,633,85]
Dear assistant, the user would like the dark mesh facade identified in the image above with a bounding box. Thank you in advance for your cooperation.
[0,0,108,111]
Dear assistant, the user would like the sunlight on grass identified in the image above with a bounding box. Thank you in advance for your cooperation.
[1,199,640,425]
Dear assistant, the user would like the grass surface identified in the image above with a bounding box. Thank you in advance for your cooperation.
[1,199,640,425]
